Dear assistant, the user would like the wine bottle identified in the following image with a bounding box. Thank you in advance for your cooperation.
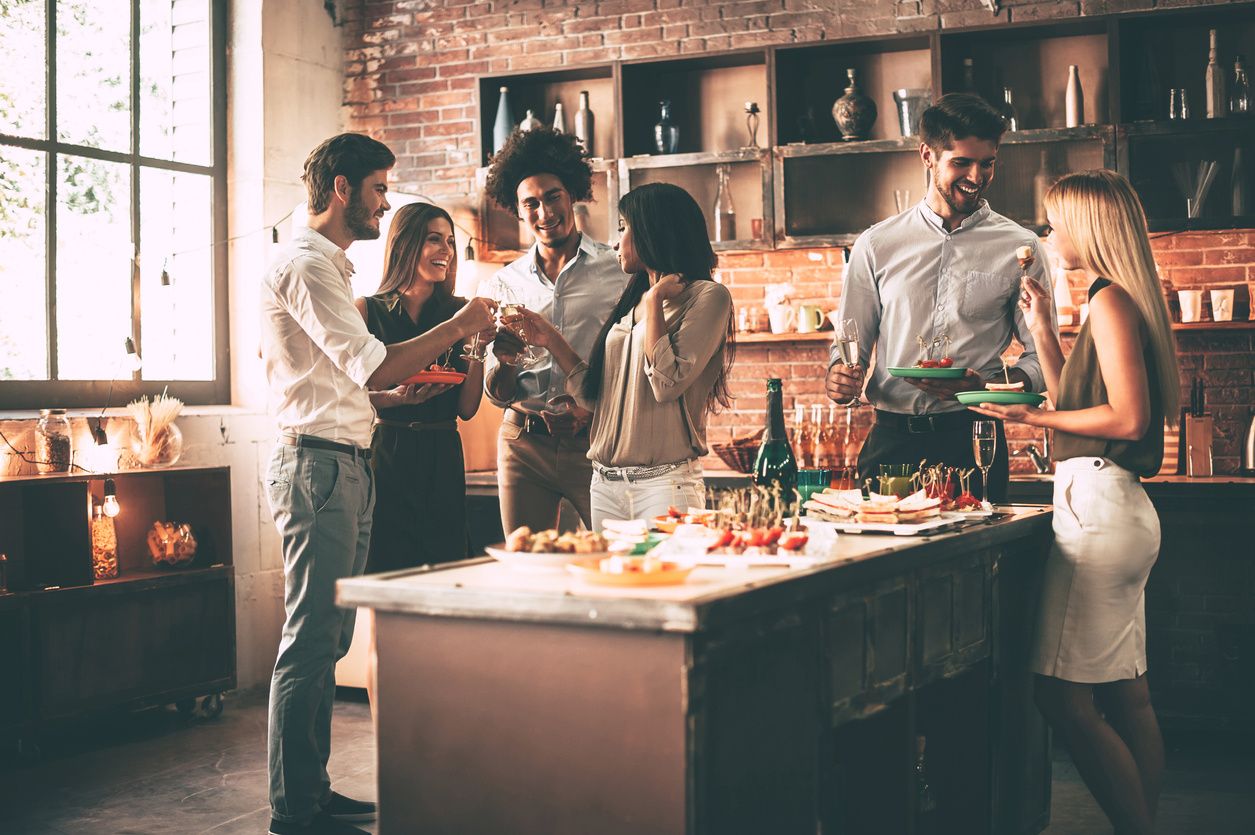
[754,379,799,506]
[552,101,567,134]
[811,404,828,468]
[1231,54,1251,114]
[999,86,1019,132]
[575,90,595,155]
[1206,29,1226,119]
[713,163,736,242]
[1065,65,1083,127]
[796,403,816,469]
[492,86,513,154]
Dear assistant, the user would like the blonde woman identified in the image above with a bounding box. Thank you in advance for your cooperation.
[969,169,1178,835]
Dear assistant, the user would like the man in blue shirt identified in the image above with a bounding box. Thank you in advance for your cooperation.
[826,94,1057,501]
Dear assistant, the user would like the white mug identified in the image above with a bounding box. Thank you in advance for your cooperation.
[796,304,826,334]
[1178,289,1203,323]
[767,305,795,334]
[1209,288,1234,322]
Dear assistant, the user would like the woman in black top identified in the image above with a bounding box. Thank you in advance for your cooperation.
[355,202,494,571]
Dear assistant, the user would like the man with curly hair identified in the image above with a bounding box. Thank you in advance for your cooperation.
[480,128,628,533]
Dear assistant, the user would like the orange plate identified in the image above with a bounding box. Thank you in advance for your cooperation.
[402,369,467,386]
[567,558,695,587]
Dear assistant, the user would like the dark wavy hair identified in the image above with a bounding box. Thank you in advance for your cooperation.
[919,93,1007,151]
[582,183,735,414]
[374,203,456,306]
[301,132,395,214]
[484,127,593,217]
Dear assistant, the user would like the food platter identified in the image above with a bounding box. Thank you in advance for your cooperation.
[566,558,695,587]
[484,545,607,573]
[888,366,969,379]
[402,369,467,386]
[805,512,967,536]
[955,391,1046,406]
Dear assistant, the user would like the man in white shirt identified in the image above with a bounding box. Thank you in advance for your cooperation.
[825,94,1057,502]
[480,128,628,533]
[260,133,494,835]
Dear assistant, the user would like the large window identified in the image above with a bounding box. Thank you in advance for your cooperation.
[0,0,227,409]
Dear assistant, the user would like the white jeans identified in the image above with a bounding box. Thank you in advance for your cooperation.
[589,459,705,531]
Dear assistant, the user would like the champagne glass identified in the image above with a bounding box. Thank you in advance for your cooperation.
[459,328,488,363]
[972,421,997,506]
[834,318,864,407]
[497,289,546,369]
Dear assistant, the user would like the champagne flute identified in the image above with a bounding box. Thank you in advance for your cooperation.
[459,328,488,363]
[834,318,864,407]
[972,421,997,506]
[497,290,546,369]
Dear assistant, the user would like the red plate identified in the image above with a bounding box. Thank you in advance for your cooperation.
[401,369,467,385]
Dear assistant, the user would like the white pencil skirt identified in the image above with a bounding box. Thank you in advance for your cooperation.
[1030,456,1161,684]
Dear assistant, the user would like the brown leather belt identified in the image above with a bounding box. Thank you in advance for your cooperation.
[874,409,998,434]
[504,408,552,436]
[375,419,458,432]
[279,434,371,461]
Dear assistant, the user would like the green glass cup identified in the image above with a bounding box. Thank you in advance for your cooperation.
[878,463,914,498]
[797,468,830,508]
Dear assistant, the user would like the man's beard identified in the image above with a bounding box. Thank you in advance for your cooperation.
[345,189,381,240]
[935,177,982,216]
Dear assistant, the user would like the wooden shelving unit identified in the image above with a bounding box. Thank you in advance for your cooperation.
[475,3,1255,255]
[0,466,235,756]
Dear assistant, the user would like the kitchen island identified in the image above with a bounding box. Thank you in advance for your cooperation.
[339,506,1054,835]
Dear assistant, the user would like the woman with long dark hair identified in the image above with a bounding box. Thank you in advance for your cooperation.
[968,170,1179,834]
[355,202,495,571]
[510,182,735,530]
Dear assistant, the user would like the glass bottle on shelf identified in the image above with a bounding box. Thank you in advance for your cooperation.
[999,87,1019,132]
[842,406,861,484]
[575,90,595,155]
[713,164,737,242]
[519,109,542,132]
[492,86,513,154]
[961,57,979,98]
[1065,65,1083,127]
[754,379,799,509]
[820,403,840,476]
[1231,54,1251,114]
[809,404,826,468]
[91,502,118,580]
[654,100,680,154]
[1033,149,1053,226]
[35,408,73,474]
[552,101,566,133]
[1206,28,1226,119]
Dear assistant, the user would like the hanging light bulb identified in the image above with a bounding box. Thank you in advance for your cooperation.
[464,240,476,262]
[124,336,143,372]
[91,417,108,446]
[102,478,121,518]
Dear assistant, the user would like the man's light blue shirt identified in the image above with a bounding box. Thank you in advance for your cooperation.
[481,233,629,406]
[833,199,1057,415]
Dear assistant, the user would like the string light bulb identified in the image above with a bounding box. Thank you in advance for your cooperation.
[102,478,121,518]
[160,257,171,286]
[123,337,143,372]
[464,240,475,262]
[91,418,108,446]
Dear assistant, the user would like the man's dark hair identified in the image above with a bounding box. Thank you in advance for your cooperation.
[484,128,593,217]
[919,93,1006,151]
[302,133,396,214]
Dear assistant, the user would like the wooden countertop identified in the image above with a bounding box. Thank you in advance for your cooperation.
[338,506,1051,632]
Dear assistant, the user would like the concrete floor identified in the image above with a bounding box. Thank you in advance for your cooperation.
[1,689,1251,834]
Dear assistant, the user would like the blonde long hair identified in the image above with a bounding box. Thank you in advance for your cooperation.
[1044,169,1180,424]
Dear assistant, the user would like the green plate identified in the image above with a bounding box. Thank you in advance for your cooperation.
[888,366,969,379]
[955,391,1046,406]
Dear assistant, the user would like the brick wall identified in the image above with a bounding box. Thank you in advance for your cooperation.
[341,0,1254,476]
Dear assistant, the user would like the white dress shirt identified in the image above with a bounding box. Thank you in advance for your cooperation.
[480,233,629,406]
[834,200,1056,416]
[260,227,387,447]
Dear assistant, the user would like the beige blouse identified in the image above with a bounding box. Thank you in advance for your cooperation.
[567,279,733,468]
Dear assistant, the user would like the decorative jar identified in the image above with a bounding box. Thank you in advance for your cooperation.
[35,408,73,474]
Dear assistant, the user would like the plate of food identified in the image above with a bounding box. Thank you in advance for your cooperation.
[888,365,968,379]
[566,554,695,587]
[484,526,609,572]
[955,380,1046,406]
[402,365,467,386]
[802,488,965,535]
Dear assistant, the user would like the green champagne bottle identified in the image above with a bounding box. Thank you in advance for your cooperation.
[754,378,798,507]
